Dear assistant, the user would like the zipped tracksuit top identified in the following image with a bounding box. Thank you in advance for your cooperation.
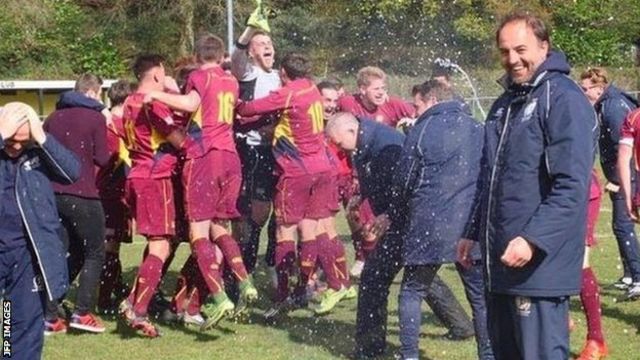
[464,51,598,297]
[0,135,80,301]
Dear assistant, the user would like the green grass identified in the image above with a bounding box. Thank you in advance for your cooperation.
[43,200,640,360]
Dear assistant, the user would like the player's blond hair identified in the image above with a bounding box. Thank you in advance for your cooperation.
[580,67,609,86]
[356,66,386,88]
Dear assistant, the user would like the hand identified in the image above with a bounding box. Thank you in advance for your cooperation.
[0,103,29,140]
[164,76,180,93]
[628,197,640,223]
[456,238,476,269]
[370,213,391,239]
[143,91,157,104]
[25,106,46,145]
[397,117,416,128]
[500,236,534,268]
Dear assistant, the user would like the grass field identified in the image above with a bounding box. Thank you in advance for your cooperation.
[43,198,640,360]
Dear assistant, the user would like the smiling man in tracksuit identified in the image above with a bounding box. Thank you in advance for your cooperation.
[0,102,79,360]
[457,13,597,359]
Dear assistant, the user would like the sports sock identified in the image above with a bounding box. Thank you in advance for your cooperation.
[128,254,164,317]
[191,238,224,296]
[316,233,342,291]
[215,234,249,282]
[331,236,350,288]
[297,237,318,292]
[275,240,296,302]
[581,267,605,344]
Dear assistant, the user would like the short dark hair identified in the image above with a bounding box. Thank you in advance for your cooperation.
[74,73,103,94]
[324,76,344,89]
[411,79,453,102]
[195,34,225,63]
[132,54,165,80]
[317,81,338,93]
[431,62,453,80]
[496,11,551,47]
[107,80,132,106]
[249,30,271,45]
[281,53,311,80]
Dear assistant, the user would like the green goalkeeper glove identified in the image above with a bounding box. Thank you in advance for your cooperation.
[247,0,271,33]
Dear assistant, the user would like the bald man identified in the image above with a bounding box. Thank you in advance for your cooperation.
[326,113,479,357]
[0,103,79,359]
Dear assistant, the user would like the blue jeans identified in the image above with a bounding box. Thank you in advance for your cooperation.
[609,191,640,281]
[399,263,494,360]
[0,245,46,360]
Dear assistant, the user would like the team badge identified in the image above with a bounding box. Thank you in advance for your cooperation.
[521,99,538,123]
[515,296,531,317]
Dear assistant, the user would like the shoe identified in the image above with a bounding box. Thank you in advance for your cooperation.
[148,291,171,317]
[612,276,632,290]
[200,294,235,331]
[576,340,608,360]
[118,299,161,338]
[44,318,67,336]
[159,308,180,324]
[314,288,347,315]
[69,312,106,333]
[181,312,205,327]
[342,286,358,301]
[626,282,640,300]
[443,329,475,341]
[236,277,259,314]
[350,260,365,278]
[264,295,308,320]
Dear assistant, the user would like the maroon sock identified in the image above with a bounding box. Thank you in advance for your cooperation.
[128,254,164,317]
[581,267,605,344]
[215,234,249,282]
[275,240,296,302]
[331,236,350,288]
[296,237,318,292]
[98,252,120,308]
[161,240,180,277]
[316,233,342,291]
[171,255,197,313]
[183,255,208,315]
[192,238,224,296]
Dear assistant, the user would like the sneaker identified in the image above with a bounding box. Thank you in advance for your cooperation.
[118,299,161,338]
[626,282,640,300]
[200,294,235,331]
[576,340,608,360]
[236,277,259,314]
[69,312,106,333]
[263,295,307,320]
[159,308,180,324]
[181,312,205,327]
[314,288,347,315]
[342,286,358,301]
[44,318,67,336]
[612,276,632,290]
[443,329,475,341]
[350,260,365,278]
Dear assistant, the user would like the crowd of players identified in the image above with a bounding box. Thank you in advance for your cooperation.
[5,7,640,360]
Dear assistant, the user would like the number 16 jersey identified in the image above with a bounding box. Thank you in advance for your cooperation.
[184,66,240,159]
[236,78,332,177]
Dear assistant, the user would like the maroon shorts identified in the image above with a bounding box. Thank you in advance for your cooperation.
[127,177,175,238]
[275,171,337,225]
[102,197,132,243]
[183,149,242,222]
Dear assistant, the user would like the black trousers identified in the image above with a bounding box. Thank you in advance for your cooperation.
[47,195,105,316]
[355,227,479,358]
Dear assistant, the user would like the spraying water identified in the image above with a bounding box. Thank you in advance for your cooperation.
[434,58,486,119]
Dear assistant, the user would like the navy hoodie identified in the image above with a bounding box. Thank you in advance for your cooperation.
[464,51,598,297]
[593,84,638,184]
